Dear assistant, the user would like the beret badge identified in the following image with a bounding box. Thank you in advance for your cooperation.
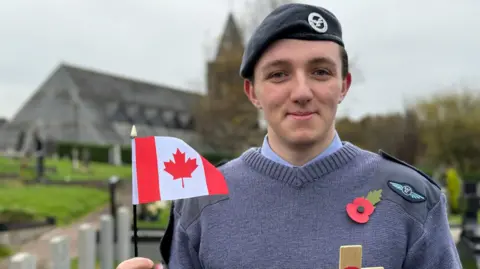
[308,12,328,33]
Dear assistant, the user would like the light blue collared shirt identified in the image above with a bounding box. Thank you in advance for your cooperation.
[260,132,343,167]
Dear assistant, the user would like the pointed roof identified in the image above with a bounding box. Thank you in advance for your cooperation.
[60,62,201,111]
[215,12,244,59]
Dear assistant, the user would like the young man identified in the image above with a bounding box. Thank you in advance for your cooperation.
[117,3,461,269]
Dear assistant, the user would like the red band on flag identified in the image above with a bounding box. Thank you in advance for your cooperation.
[135,137,161,203]
[201,156,228,195]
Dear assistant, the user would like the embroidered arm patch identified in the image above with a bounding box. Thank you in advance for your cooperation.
[388,181,426,203]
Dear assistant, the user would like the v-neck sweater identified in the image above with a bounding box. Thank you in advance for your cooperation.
[162,143,461,269]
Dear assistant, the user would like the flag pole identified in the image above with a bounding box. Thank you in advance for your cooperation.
[130,125,139,257]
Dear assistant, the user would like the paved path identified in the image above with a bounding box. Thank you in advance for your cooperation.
[0,183,133,269]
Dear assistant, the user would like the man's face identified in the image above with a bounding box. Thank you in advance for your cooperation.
[244,39,352,147]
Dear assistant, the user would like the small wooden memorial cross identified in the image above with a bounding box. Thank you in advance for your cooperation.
[339,245,383,269]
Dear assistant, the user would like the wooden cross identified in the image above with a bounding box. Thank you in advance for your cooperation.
[339,245,384,269]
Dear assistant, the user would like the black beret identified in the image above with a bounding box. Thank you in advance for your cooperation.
[239,3,344,79]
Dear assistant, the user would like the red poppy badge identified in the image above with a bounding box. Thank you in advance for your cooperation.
[346,189,382,224]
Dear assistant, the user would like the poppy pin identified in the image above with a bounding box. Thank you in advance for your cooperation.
[346,189,382,224]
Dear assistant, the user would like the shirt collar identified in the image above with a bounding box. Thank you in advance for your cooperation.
[260,131,343,167]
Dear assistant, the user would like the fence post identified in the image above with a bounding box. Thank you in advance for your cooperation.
[9,252,36,269]
[117,206,131,262]
[78,223,95,269]
[50,235,70,269]
[100,214,114,269]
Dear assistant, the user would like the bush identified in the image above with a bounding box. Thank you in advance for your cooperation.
[462,172,480,182]
[56,142,111,163]
[0,208,37,223]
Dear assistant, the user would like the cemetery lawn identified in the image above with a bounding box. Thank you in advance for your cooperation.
[0,244,13,259]
[0,182,109,225]
[0,156,131,181]
[46,158,131,180]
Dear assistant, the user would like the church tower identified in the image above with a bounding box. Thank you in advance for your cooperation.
[207,13,245,99]
[201,13,264,153]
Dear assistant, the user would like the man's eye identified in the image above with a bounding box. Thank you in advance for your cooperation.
[269,72,287,78]
[313,69,330,76]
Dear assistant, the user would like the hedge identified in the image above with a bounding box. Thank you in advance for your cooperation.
[55,142,480,181]
[55,142,236,166]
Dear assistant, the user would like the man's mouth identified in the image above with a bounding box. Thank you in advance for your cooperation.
[287,111,316,120]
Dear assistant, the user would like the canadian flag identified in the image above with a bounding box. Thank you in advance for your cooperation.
[131,135,229,204]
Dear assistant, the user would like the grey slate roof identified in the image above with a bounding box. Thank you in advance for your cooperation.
[0,63,207,150]
[63,64,200,112]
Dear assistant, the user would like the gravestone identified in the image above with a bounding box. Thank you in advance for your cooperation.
[100,215,114,269]
[8,252,36,269]
[50,236,70,269]
[109,144,122,166]
[78,223,95,269]
[72,148,79,170]
[82,148,90,171]
[117,207,131,261]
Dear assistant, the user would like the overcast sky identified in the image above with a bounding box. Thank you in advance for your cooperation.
[1,0,479,120]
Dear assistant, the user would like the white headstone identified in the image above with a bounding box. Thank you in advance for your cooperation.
[50,235,70,269]
[78,223,95,269]
[72,148,79,170]
[117,207,131,261]
[100,214,114,269]
[9,252,36,269]
[110,144,122,166]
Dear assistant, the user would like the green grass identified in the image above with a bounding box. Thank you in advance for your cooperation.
[0,182,109,225]
[0,156,131,181]
[0,245,13,259]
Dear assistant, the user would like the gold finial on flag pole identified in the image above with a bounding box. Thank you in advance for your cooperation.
[130,125,137,139]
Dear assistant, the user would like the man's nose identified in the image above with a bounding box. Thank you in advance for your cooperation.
[291,72,314,104]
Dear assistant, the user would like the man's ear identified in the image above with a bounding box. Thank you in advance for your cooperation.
[244,79,262,109]
[339,72,352,103]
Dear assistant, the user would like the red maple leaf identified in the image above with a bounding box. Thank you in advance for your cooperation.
[163,149,198,188]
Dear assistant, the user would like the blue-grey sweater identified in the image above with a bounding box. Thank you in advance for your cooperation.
[160,143,461,269]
